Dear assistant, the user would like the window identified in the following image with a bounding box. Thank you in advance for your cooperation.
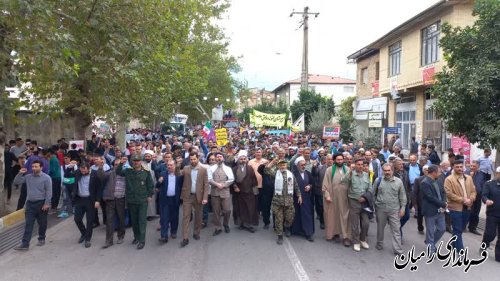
[396,109,416,149]
[389,41,401,76]
[361,67,368,85]
[421,21,440,66]
[375,62,380,80]
[344,86,354,93]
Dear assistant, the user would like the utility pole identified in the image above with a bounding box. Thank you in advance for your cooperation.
[290,6,319,91]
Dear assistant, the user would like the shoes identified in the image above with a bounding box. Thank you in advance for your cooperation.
[277,235,283,245]
[146,217,154,221]
[213,229,222,236]
[360,241,370,249]
[171,234,177,239]
[132,239,138,245]
[84,241,91,248]
[320,223,325,230]
[36,240,45,247]
[238,225,245,230]
[14,244,29,251]
[78,236,85,244]
[224,225,230,233]
[446,227,452,234]
[180,239,189,247]
[306,235,314,242]
[333,235,341,243]
[137,242,145,250]
[285,228,291,238]
[116,238,124,244]
[93,222,100,228]
[193,234,200,240]
[102,243,113,249]
[201,222,207,229]
[470,229,481,236]
[376,244,383,250]
[394,251,403,256]
[57,211,69,218]
[343,238,351,247]
[418,230,425,235]
[159,238,168,244]
[247,226,256,233]
[263,224,270,230]
[156,226,161,231]
[353,244,361,252]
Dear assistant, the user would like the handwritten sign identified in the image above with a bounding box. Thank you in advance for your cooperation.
[215,128,228,146]
[322,126,340,139]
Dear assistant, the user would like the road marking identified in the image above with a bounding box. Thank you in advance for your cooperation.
[284,238,311,281]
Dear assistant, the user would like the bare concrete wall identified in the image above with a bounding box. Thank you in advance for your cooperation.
[4,111,84,147]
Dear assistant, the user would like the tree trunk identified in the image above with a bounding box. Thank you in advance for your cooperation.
[115,120,127,151]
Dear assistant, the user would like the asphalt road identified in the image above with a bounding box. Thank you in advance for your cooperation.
[0,209,497,281]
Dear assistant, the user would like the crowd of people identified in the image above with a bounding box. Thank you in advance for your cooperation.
[4,129,499,262]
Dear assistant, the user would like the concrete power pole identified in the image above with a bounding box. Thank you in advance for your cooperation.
[290,7,319,91]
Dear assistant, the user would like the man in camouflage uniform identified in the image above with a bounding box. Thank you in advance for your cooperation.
[271,159,302,245]
[116,154,154,250]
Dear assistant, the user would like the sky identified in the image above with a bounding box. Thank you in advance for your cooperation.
[219,0,440,91]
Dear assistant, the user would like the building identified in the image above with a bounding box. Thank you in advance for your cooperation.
[347,0,475,154]
[272,74,356,107]
[239,88,275,109]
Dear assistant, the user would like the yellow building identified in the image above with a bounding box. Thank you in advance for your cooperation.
[348,0,476,153]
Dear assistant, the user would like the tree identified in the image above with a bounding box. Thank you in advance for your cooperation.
[238,101,288,124]
[337,96,356,142]
[4,0,236,137]
[308,106,331,136]
[431,0,500,163]
[290,89,335,126]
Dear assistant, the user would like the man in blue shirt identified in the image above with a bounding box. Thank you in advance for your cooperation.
[478,148,494,181]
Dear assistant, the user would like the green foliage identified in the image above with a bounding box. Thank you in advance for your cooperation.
[337,96,356,142]
[308,106,331,136]
[290,89,335,126]
[4,0,237,134]
[431,0,500,149]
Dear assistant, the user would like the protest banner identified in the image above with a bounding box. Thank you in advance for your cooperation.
[215,128,228,146]
[322,126,340,139]
[251,110,286,127]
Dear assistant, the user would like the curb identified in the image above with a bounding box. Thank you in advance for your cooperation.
[0,209,25,232]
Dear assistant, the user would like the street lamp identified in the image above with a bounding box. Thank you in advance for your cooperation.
[203,96,207,101]
[226,98,230,102]
[214,97,219,101]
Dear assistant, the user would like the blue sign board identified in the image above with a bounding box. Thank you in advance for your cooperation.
[384,127,400,134]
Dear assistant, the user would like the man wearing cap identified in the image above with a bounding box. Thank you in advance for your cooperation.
[481,166,500,262]
[272,159,302,245]
[117,155,154,250]
[232,150,258,233]
[143,150,159,220]
[291,156,315,241]
[208,152,235,235]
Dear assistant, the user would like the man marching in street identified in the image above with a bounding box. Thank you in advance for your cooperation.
[291,156,315,241]
[232,150,259,233]
[208,152,235,236]
[116,155,154,250]
[157,160,183,243]
[348,157,372,252]
[272,159,302,245]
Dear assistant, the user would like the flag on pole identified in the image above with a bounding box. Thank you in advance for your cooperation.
[292,113,305,132]
[202,121,215,141]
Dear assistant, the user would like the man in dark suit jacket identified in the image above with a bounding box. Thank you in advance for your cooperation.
[421,164,447,253]
[68,162,106,248]
[179,152,209,247]
[157,160,184,243]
